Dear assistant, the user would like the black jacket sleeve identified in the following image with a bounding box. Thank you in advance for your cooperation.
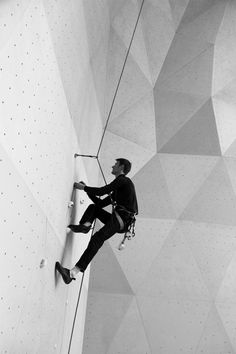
[84,178,121,196]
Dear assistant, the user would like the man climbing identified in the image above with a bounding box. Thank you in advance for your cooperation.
[56,158,138,284]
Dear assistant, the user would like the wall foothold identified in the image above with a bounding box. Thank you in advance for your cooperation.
[39,258,47,268]
[68,201,74,208]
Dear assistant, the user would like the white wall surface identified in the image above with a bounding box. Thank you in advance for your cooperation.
[0,0,107,353]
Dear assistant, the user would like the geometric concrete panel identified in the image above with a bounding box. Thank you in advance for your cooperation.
[157,0,227,84]
[89,242,134,295]
[155,46,214,97]
[182,221,236,298]
[179,0,222,29]
[212,1,236,95]
[112,0,152,85]
[82,0,110,118]
[216,301,236,352]
[108,218,176,292]
[132,154,176,219]
[108,0,127,21]
[157,32,213,85]
[213,93,236,155]
[177,1,226,44]
[195,305,234,354]
[154,90,207,149]
[107,298,151,354]
[43,0,104,156]
[224,139,236,159]
[104,27,128,123]
[159,154,219,215]
[159,100,222,156]
[108,91,156,152]
[224,157,236,199]
[82,292,133,354]
[82,0,110,59]
[168,0,190,29]
[137,295,211,354]
[106,43,152,121]
[90,40,109,119]
[181,159,236,225]
[141,0,175,85]
[216,253,236,303]
[137,227,211,300]
[99,131,155,180]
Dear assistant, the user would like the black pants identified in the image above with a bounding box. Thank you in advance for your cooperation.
[75,204,122,272]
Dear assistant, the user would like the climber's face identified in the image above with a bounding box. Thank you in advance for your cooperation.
[111,160,124,176]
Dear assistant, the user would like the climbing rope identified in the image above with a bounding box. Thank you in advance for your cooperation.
[96,0,145,157]
[68,1,145,351]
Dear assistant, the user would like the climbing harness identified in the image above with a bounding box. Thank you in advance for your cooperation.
[109,193,137,250]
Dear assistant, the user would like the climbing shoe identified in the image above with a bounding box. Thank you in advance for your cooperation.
[55,262,75,284]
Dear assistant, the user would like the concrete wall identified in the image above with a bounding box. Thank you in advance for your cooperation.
[0,0,108,352]
[83,0,236,353]
[3,0,236,353]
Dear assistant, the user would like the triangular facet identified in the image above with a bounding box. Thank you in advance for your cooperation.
[182,221,236,298]
[99,130,155,180]
[82,292,133,354]
[154,89,208,149]
[137,227,211,300]
[107,298,151,354]
[177,1,226,44]
[132,155,176,219]
[105,31,152,120]
[141,0,175,85]
[213,81,236,154]
[216,299,236,350]
[89,242,134,295]
[216,251,236,303]
[169,0,190,29]
[137,295,211,353]
[212,1,236,95]
[157,1,226,84]
[179,0,222,29]
[155,46,214,97]
[108,218,175,292]
[196,305,234,353]
[159,100,221,156]
[181,160,236,225]
[159,154,219,215]
[108,92,156,151]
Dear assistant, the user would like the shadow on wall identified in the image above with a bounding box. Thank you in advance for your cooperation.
[54,188,78,287]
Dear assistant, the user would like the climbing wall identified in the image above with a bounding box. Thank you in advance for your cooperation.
[0,0,105,353]
[83,0,236,353]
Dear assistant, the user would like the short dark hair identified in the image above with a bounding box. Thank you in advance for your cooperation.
[116,158,132,175]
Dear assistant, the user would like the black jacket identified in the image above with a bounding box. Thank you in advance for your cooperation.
[84,174,138,215]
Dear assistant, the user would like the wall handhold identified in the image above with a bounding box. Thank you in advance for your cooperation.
[39,258,47,268]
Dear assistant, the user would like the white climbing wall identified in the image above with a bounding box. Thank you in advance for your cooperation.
[3,0,236,354]
[0,0,105,353]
